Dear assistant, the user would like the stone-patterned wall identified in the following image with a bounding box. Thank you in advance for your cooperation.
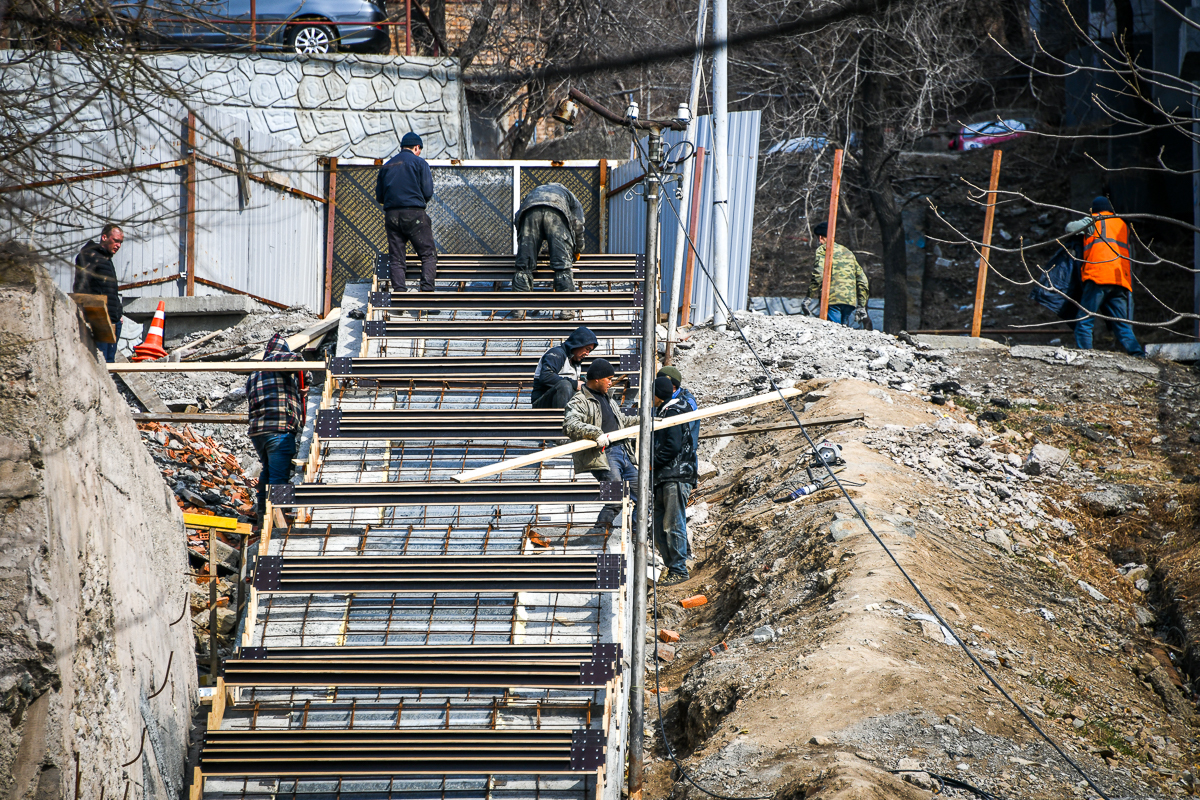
[147,52,471,159]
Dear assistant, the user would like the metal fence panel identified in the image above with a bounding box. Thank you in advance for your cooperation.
[606,111,761,324]
[329,162,605,304]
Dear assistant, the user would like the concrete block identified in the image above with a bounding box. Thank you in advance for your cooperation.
[123,295,269,347]
[914,334,1008,351]
[1146,342,1200,362]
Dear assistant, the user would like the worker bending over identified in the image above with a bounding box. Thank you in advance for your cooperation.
[805,221,869,327]
[246,334,307,529]
[531,326,597,409]
[563,359,638,537]
[1067,196,1145,357]
[652,376,697,586]
[513,183,586,294]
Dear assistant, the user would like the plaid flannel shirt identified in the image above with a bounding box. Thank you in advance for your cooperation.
[247,333,305,436]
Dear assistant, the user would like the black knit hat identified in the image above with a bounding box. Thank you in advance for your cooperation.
[586,358,615,381]
[653,375,676,401]
[401,132,423,148]
[812,222,829,238]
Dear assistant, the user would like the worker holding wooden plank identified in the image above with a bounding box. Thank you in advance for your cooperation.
[806,221,870,329]
[651,376,698,586]
[564,358,639,537]
[73,223,124,361]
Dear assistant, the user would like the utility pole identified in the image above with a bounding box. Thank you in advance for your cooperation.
[565,88,685,800]
[665,0,709,363]
[711,0,729,330]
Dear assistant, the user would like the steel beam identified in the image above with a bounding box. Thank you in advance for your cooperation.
[251,553,625,594]
[199,728,607,777]
[376,253,645,284]
[369,291,642,311]
[222,643,621,687]
[364,318,639,340]
[269,480,623,509]
[314,408,571,441]
[328,355,637,386]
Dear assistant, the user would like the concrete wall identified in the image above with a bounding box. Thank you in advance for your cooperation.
[143,51,471,159]
[0,249,195,800]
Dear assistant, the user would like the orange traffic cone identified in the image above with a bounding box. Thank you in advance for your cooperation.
[131,300,169,361]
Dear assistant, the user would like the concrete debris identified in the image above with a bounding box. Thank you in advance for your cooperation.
[1077,579,1110,603]
[138,422,256,519]
[752,625,776,643]
[1021,442,1074,475]
[982,528,1013,553]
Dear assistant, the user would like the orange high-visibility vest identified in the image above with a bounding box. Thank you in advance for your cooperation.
[1082,211,1132,291]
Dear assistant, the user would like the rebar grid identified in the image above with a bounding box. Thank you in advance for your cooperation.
[271,523,611,558]
[222,694,601,728]
[202,773,594,800]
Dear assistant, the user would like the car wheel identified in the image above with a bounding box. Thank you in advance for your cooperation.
[287,22,335,54]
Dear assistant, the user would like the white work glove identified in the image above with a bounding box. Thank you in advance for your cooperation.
[595,432,612,448]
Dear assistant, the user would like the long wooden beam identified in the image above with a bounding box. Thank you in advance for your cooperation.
[699,413,864,439]
[452,387,802,483]
[108,361,324,373]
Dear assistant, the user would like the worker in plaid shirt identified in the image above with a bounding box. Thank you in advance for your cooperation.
[247,333,307,527]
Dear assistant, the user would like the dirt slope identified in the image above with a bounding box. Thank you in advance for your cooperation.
[644,312,1200,800]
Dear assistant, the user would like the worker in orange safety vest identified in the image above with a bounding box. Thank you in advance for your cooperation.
[1070,196,1145,357]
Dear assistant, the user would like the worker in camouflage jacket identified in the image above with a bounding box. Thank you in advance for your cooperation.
[805,221,870,328]
[563,358,638,536]
[513,183,586,293]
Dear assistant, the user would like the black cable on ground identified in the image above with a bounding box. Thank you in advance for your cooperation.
[629,127,1114,800]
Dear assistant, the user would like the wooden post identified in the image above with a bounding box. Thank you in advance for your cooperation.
[679,147,706,328]
[818,148,844,320]
[249,0,257,50]
[207,527,218,682]
[598,159,608,254]
[404,0,411,55]
[185,113,197,297]
[971,148,1003,338]
[323,157,338,315]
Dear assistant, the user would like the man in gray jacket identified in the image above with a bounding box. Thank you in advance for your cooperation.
[514,183,586,293]
[563,358,638,536]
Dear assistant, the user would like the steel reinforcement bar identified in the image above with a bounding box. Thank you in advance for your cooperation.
[369,291,642,311]
[328,354,637,386]
[250,553,625,594]
[199,728,607,777]
[378,254,644,284]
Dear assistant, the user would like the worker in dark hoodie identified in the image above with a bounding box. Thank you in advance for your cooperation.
[246,333,306,527]
[652,375,697,585]
[531,326,597,409]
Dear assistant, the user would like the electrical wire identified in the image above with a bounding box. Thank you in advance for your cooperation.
[629,126,1115,800]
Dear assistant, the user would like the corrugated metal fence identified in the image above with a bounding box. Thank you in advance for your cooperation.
[2,104,325,310]
[607,111,761,324]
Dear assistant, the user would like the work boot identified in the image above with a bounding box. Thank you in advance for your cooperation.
[660,571,689,587]
[513,271,535,292]
[553,269,575,293]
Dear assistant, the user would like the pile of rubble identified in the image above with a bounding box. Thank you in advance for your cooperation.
[138,421,257,520]
[675,311,960,402]
[187,523,244,660]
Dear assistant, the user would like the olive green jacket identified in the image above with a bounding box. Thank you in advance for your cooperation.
[563,387,637,474]
[808,242,869,308]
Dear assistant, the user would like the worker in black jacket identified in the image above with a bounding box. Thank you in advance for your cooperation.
[73,223,124,362]
[376,132,438,292]
[531,326,597,408]
[651,375,697,586]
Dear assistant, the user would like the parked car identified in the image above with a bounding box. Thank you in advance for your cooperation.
[87,0,388,53]
[949,119,1032,151]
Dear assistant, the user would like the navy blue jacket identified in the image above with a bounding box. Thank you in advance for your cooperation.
[375,150,433,209]
[653,395,698,486]
[532,327,598,400]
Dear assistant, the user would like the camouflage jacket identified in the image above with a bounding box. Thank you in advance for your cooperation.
[807,242,869,308]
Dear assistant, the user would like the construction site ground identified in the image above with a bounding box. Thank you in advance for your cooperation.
[640,312,1200,799]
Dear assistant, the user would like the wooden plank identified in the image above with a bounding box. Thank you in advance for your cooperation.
[108,361,324,373]
[699,412,864,439]
[249,308,341,360]
[132,413,248,424]
[818,149,845,321]
[169,327,228,361]
[69,293,116,343]
[452,387,802,483]
[113,351,171,413]
[971,149,1003,339]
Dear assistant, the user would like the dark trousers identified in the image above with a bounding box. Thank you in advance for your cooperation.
[385,207,438,291]
[515,208,575,291]
[99,319,122,363]
[251,431,298,522]
[1074,281,1144,356]
[589,444,638,530]
[531,377,575,409]
[653,482,691,576]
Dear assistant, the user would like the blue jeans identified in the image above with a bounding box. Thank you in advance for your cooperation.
[1074,282,1144,356]
[251,432,298,521]
[827,304,856,327]
[653,482,691,577]
[99,320,122,363]
[589,443,638,530]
